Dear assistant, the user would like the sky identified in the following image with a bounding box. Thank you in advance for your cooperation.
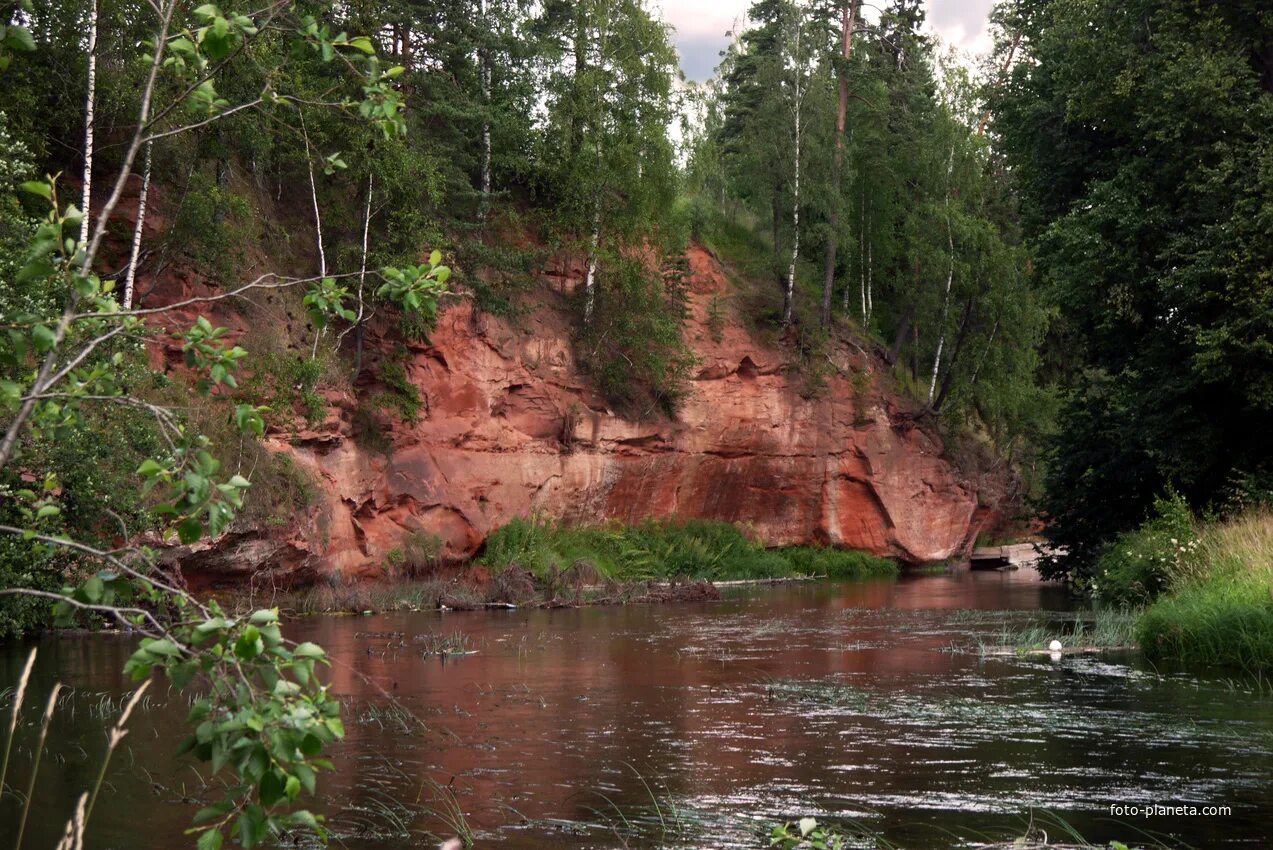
[657,0,997,82]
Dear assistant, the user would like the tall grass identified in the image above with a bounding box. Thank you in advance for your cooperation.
[1138,510,1273,672]
[479,517,897,583]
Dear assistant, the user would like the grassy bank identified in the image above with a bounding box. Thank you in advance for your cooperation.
[479,517,898,583]
[1136,510,1273,672]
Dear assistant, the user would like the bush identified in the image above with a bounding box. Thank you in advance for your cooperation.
[1137,510,1273,671]
[1091,491,1198,605]
[575,254,695,417]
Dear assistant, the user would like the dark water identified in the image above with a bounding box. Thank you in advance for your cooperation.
[2,568,1271,849]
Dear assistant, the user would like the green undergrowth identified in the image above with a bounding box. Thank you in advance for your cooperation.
[1137,510,1273,672]
[478,516,897,583]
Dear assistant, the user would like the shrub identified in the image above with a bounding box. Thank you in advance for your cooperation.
[576,254,695,417]
[1091,491,1198,605]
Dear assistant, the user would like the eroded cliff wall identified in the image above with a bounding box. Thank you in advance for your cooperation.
[176,244,995,585]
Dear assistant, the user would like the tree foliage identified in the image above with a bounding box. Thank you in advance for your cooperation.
[991,0,1273,575]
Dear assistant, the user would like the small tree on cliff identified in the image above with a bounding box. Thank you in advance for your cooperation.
[0,3,447,846]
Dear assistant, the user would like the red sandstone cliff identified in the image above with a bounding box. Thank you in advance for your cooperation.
[171,242,1001,585]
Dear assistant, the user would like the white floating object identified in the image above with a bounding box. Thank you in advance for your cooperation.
[1048,639,1063,652]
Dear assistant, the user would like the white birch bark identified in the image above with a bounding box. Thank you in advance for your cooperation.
[583,149,601,325]
[302,116,327,358]
[859,192,866,325]
[928,146,955,404]
[478,0,492,221]
[79,0,99,246]
[122,140,152,308]
[783,4,803,326]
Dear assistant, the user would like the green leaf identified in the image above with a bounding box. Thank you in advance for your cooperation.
[20,180,50,199]
[196,828,223,850]
[136,458,164,477]
[32,324,55,353]
[177,517,204,544]
[293,641,325,660]
[235,625,263,659]
[82,575,104,603]
[237,805,267,850]
[36,504,61,519]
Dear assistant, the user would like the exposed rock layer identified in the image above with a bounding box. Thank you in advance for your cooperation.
[174,246,994,585]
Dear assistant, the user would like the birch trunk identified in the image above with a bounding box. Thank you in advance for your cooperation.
[928,147,955,404]
[302,116,327,358]
[783,6,804,327]
[969,320,998,387]
[478,0,492,222]
[79,0,99,246]
[122,140,152,308]
[354,173,373,376]
[583,199,601,324]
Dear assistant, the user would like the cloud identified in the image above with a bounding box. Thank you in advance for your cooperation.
[660,0,996,82]
[674,33,732,82]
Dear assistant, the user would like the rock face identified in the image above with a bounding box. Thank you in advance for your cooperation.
[184,244,990,585]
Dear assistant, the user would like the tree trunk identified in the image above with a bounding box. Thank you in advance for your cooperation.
[122,140,152,308]
[888,302,913,365]
[819,0,859,328]
[976,30,1021,137]
[784,9,804,327]
[927,146,955,404]
[969,320,998,388]
[933,298,975,412]
[478,0,492,222]
[866,238,872,323]
[583,200,601,324]
[354,173,373,378]
[79,0,99,246]
[302,115,327,359]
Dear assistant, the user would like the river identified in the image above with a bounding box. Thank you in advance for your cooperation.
[2,568,1271,848]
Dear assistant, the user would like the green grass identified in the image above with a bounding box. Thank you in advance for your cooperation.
[1137,510,1273,672]
[479,516,897,583]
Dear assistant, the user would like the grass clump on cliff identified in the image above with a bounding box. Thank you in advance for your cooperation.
[1137,510,1273,672]
[479,516,897,583]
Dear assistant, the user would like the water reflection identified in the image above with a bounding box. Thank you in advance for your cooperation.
[2,568,1270,849]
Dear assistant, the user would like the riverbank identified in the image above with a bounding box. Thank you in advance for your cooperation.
[1136,509,1273,672]
[1065,501,1273,672]
[257,518,899,616]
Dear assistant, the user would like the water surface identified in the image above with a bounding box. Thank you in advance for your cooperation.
[2,568,1270,848]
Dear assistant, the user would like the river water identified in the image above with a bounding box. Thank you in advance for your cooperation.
[2,568,1271,848]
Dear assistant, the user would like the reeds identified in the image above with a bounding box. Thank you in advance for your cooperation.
[1,645,153,850]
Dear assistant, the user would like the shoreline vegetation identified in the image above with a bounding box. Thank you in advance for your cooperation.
[270,518,899,616]
[975,503,1273,672]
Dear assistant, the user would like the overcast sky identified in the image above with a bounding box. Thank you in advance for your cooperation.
[657,0,996,82]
